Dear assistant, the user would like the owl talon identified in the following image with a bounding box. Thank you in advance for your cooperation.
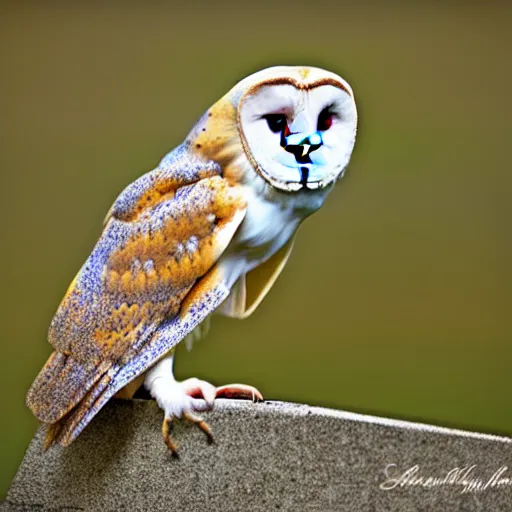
[184,411,214,444]
[162,417,179,457]
[154,380,262,453]
[147,357,263,452]
[215,383,264,403]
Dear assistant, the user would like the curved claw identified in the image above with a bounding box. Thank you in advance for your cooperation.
[215,384,264,402]
[162,417,179,458]
[184,411,214,444]
[162,411,213,457]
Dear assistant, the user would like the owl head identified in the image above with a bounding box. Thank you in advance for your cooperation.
[188,66,357,198]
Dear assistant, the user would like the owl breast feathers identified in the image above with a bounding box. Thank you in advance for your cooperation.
[26,66,357,446]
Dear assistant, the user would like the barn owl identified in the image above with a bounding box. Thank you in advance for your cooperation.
[26,66,358,455]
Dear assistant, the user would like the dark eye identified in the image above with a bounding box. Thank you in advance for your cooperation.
[263,114,287,133]
[317,107,334,131]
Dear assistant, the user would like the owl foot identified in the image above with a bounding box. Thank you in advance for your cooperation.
[152,376,215,457]
[146,356,263,455]
[158,379,263,456]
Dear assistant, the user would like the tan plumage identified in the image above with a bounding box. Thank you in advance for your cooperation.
[26,66,357,453]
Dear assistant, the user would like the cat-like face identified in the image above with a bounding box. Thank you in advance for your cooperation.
[238,67,357,192]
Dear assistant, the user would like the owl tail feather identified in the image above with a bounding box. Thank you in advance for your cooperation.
[26,350,114,447]
[36,370,113,449]
[26,351,111,424]
[43,420,65,451]
[52,371,114,446]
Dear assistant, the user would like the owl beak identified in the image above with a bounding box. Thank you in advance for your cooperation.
[274,130,325,189]
[282,131,323,163]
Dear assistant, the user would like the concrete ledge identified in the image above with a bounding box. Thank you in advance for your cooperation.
[3,399,512,511]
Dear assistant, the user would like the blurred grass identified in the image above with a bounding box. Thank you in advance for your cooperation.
[1,1,511,499]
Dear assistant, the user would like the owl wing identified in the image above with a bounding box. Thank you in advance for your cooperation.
[26,147,246,442]
[219,235,295,319]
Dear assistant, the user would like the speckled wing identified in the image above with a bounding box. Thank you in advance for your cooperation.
[26,144,246,444]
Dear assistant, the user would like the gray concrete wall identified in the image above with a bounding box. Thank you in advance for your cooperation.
[3,399,512,511]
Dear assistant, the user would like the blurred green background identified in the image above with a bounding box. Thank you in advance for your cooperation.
[1,1,511,498]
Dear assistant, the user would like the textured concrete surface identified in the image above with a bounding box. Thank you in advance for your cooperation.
[3,399,512,511]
